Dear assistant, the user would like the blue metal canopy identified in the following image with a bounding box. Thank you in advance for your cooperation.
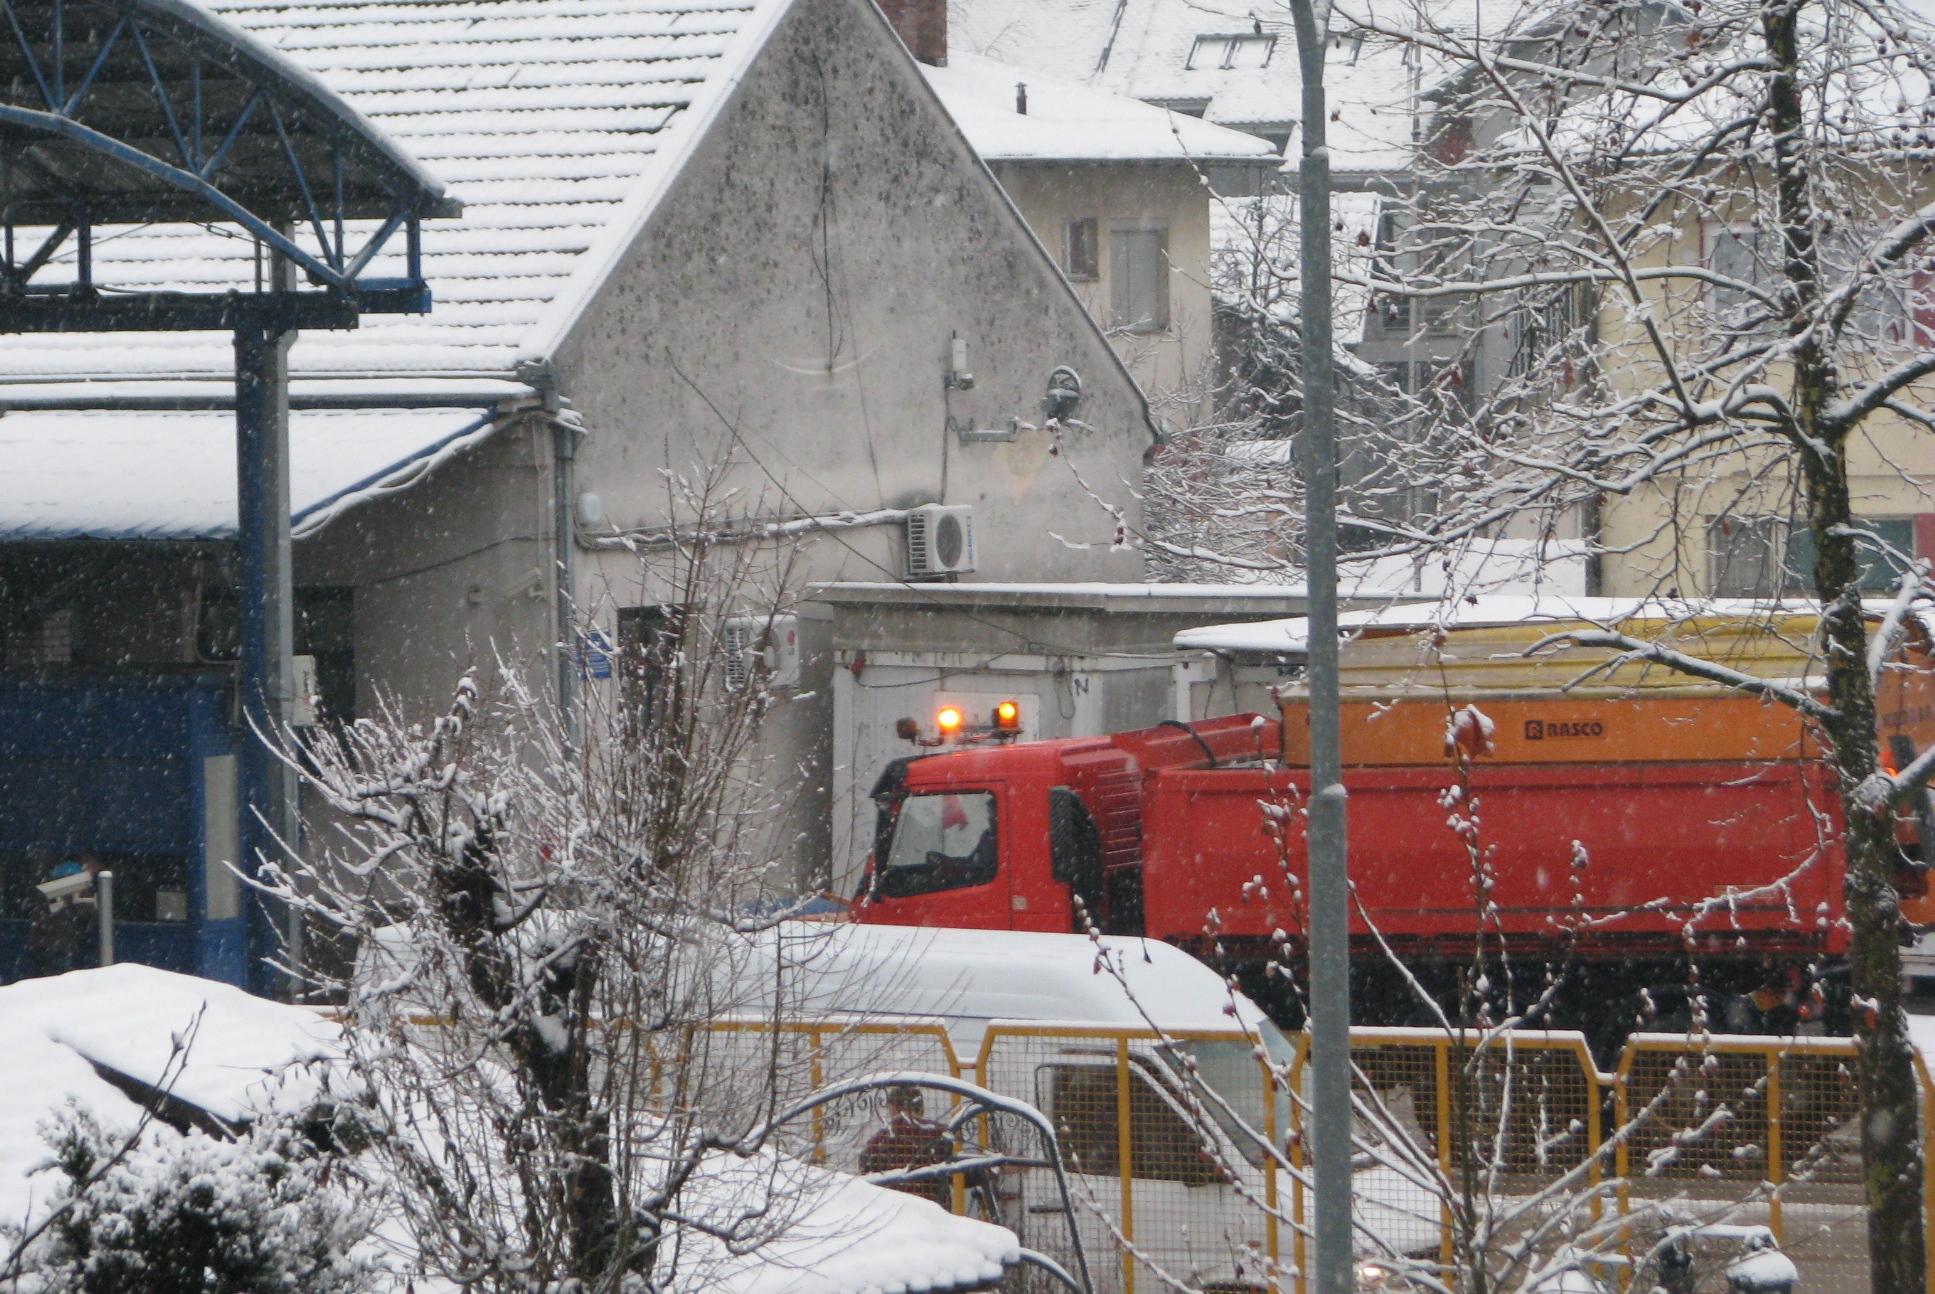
[1,0,457,328]
[0,0,455,995]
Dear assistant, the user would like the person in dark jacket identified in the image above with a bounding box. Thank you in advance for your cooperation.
[858,1085,954,1207]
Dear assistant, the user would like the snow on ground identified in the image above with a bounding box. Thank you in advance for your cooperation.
[0,966,1020,1293]
[680,1146,1019,1294]
[1906,1013,1935,1071]
[0,965,345,1230]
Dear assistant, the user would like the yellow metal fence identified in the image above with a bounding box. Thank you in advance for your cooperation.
[377,1012,1927,1294]
[732,1021,1919,1294]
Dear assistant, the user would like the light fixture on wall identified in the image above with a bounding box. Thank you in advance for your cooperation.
[944,333,974,391]
[575,491,605,528]
[1043,366,1083,422]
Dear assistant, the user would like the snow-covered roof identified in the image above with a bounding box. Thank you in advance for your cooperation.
[1173,593,1863,655]
[1185,537,1591,599]
[0,406,499,540]
[720,923,1282,1057]
[921,50,1276,163]
[811,579,1319,604]
[952,0,1534,174]
[0,0,788,383]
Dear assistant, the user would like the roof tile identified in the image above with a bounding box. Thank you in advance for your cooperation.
[1,0,768,383]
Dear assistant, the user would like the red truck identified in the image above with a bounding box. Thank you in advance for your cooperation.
[851,608,1935,1044]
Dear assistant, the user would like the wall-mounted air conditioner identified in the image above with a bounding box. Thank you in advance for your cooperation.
[721,614,801,691]
[905,504,978,578]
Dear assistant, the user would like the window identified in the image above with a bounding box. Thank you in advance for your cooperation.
[296,587,355,726]
[1708,516,1786,598]
[1378,359,1471,417]
[1786,518,1917,593]
[1376,293,1412,332]
[1422,302,1462,337]
[1064,217,1098,281]
[1109,224,1169,333]
[1705,223,1778,336]
[1917,268,1935,349]
[875,791,997,898]
[1187,33,1276,69]
[1183,1038,1295,1167]
[617,603,685,735]
[1708,515,1918,596]
[1038,1061,1223,1185]
[1508,285,1583,380]
[1820,227,1916,348]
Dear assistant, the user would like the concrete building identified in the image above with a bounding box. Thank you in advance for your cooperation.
[911,36,1276,419]
[1587,178,1935,597]
[0,0,1162,982]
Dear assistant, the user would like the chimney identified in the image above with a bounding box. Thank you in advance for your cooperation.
[878,0,946,65]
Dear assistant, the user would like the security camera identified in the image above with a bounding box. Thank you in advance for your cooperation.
[1044,366,1083,422]
[35,870,94,905]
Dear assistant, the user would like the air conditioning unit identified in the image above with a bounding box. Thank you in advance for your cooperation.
[905,504,978,578]
[721,614,801,691]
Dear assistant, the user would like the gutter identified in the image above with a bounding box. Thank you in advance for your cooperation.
[0,388,520,412]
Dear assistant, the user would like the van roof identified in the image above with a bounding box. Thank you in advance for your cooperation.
[727,923,1277,1042]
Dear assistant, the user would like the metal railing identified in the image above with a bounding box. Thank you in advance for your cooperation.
[368,1010,1933,1294]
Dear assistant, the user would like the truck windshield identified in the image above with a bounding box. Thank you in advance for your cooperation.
[875,792,998,898]
[1175,1028,1297,1167]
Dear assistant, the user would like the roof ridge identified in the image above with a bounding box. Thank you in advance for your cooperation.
[515,0,796,367]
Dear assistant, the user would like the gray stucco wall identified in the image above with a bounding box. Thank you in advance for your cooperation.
[549,0,1158,887]
[553,0,1151,577]
[296,418,553,718]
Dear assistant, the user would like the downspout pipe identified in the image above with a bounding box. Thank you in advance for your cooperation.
[553,417,580,750]
[521,360,580,749]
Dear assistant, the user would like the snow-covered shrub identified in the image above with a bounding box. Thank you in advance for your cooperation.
[13,1101,377,1294]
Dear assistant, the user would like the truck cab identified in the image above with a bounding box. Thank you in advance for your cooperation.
[854,715,1278,936]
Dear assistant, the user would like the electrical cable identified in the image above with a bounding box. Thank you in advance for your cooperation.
[664,357,1241,666]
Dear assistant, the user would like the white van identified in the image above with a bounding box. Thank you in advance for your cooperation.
[715,923,1438,1292]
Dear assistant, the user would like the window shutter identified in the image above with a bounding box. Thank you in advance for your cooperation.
[1915,268,1935,348]
[1110,229,1135,326]
[1108,228,1169,332]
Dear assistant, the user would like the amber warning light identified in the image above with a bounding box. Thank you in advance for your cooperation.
[896,701,1025,747]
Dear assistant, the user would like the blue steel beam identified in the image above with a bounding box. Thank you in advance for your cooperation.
[233,321,298,997]
[0,104,376,292]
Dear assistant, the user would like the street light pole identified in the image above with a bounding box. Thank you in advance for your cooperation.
[1286,2,1353,1292]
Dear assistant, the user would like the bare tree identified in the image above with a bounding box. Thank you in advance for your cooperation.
[252,476,863,1291]
[1049,0,1935,1284]
[1286,0,1935,1284]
